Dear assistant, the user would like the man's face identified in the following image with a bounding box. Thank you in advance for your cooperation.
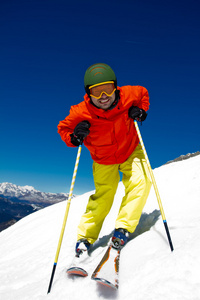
[90,92,116,110]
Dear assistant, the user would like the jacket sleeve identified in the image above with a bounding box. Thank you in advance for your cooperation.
[132,86,149,112]
[121,85,149,112]
[57,104,84,147]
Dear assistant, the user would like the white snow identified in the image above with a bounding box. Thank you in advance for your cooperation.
[0,155,200,300]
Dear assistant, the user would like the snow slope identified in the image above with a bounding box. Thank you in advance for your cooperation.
[0,155,200,300]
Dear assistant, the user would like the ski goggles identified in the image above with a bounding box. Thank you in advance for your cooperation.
[89,81,116,99]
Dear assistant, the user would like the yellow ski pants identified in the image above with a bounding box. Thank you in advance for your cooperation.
[77,144,152,244]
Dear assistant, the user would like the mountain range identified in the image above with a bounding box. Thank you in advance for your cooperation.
[0,182,75,232]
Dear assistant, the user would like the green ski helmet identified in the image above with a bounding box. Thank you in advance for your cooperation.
[84,63,117,95]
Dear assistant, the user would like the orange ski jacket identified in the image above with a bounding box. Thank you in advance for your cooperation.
[58,85,149,165]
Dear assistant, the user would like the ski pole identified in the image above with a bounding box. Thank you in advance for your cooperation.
[47,144,82,294]
[134,120,174,252]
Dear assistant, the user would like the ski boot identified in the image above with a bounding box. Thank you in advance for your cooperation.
[75,238,91,257]
[67,239,91,277]
[111,228,129,249]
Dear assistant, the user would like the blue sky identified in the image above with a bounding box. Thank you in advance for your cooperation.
[0,0,199,194]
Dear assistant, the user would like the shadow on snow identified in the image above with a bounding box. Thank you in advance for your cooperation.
[89,209,161,253]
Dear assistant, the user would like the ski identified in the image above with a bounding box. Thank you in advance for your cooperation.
[91,244,120,290]
[66,251,89,277]
[67,266,88,277]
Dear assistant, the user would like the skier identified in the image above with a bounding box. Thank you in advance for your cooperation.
[58,63,152,256]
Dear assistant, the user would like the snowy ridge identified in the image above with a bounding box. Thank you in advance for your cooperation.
[165,151,200,165]
[0,182,76,231]
[0,182,70,203]
[0,154,200,299]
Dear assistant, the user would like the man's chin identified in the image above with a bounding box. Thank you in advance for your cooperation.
[100,102,111,109]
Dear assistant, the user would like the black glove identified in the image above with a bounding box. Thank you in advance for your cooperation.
[128,106,147,122]
[70,121,91,146]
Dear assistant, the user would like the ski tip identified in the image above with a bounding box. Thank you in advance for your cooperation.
[91,276,118,290]
[67,267,88,277]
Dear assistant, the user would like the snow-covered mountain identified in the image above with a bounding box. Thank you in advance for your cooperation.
[0,182,75,231]
[0,153,200,300]
[165,151,200,164]
[0,182,70,204]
